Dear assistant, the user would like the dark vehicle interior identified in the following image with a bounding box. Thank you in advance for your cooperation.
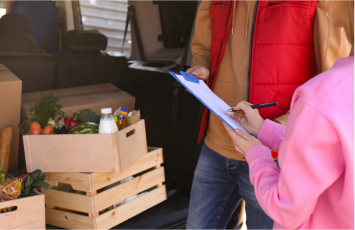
[1,0,245,228]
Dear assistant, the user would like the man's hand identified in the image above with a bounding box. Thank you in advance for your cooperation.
[231,101,264,137]
[186,66,210,81]
[223,123,263,158]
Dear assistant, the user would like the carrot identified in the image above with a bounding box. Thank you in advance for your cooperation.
[30,121,42,135]
[42,125,54,135]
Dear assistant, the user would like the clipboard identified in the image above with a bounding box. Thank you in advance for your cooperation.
[169,71,249,134]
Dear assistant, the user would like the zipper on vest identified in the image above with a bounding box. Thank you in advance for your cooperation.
[210,2,232,89]
[247,0,259,102]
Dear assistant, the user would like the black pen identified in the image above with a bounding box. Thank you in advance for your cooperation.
[227,102,278,112]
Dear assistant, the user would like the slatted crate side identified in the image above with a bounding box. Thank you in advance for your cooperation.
[95,185,167,229]
[42,167,165,215]
[44,147,163,192]
[0,190,45,230]
[90,147,163,191]
[93,167,165,213]
[45,185,167,230]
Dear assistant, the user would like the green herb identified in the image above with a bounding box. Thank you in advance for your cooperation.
[21,169,49,197]
[19,93,65,134]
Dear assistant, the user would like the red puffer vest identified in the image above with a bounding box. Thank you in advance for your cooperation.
[199,0,318,158]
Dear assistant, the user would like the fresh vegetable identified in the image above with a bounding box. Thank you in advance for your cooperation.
[42,125,54,134]
[72,109,100,124]
[19,93,65,134]
[0,167,8,183]
[47,118,56,128]
[64,114,82,132]
[30,121,42,135]
[54,117,67,134]
[68,123,99,134]
[21,170,49,197]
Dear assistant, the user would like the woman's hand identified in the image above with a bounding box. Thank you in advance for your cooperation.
[186,66,210,81]
[231,101,264,137]
[223,123,263,158]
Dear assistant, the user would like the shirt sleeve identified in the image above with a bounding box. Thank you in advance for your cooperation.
[314,1,352,72]
[246,101,344,229]
[190,0,212,70]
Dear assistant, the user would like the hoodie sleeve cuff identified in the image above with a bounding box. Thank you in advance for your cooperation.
[257,119,285,151]
[246,145,274,164]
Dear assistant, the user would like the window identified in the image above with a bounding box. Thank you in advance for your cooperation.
[79,0,131,57]
[0,1,7,18]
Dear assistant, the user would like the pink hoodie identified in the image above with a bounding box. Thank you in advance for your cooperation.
[246,57,354,229]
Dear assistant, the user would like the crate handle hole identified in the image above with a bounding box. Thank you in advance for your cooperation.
[126,129,135,138]
[1,206,18,213]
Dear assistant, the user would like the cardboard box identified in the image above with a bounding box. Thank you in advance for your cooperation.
[0,65,22,172]
[43,148,166,229]
[21,83,135,119]
[0,189,45,230]
[19,83,136,169]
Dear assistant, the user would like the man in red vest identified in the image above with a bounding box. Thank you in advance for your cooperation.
[185,1,351,229]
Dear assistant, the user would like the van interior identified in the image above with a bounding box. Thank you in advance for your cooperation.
[0,1,245,228]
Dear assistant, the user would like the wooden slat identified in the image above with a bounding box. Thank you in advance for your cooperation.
[0,193,45,229]
[46,208,96,229]
[42,189,94,214]
[90,147,163,191]
[45,172,92,191]
[44,147,162,192]
[33,160,116,173]
[93,167,165,213]
[95,186,167,229]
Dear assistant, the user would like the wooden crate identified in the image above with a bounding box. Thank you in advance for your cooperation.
[0,189,45,229]
[23,119,147,173]
[43,147,167,229]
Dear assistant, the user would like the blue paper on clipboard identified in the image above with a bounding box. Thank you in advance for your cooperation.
[170,71,249,134]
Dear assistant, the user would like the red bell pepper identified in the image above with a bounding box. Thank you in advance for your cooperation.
[64,115,82,132]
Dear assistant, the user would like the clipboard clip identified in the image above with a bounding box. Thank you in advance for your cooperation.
[180,71,200,84]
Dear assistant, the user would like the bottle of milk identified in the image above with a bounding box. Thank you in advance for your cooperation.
[99,108,118,134]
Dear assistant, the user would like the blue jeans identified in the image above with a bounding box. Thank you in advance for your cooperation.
[187,144,276,229]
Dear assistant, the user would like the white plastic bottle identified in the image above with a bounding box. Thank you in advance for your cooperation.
[99,108,118,134]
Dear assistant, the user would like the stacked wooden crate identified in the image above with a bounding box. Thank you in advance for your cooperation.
[43,148,166,229]
[23,120,167,229]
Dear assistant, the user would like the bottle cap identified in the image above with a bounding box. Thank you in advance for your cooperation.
[101,108,112,114]
[121,107,128,112]
[120,107,128,115]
